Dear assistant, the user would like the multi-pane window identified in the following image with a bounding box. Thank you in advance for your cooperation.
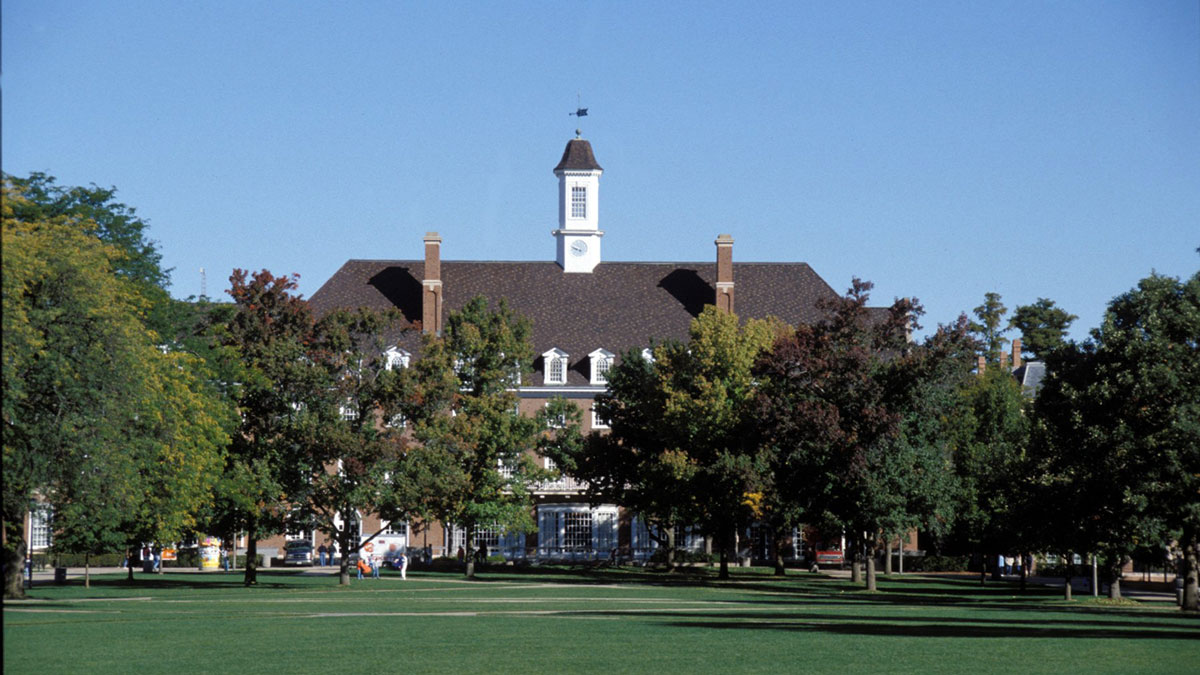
[563,511,593,550]
[594,356,611,383]
[591,408,610,430]
[385,348,410,371]
[30,504,52,549]
[340,400,359,421]
[475,524,502,551]
[497,458,515,479]
[543,349,569,385]
[286,517,312,542]
[381,521,408,536]
[545,402,566,429]
[571,186,587,219]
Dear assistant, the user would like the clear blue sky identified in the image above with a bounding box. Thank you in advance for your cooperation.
[5,1,1197,341]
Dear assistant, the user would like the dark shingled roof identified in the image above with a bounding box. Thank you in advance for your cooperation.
[310,260,841,386]
[554,139,603,172]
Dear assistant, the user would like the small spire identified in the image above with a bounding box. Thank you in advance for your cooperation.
[575,128,582,138]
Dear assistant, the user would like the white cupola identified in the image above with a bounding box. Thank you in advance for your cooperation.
[552,131,604,273]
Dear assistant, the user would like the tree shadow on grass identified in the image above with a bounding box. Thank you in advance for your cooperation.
[657,617,1200,641]
[28,570,318,595]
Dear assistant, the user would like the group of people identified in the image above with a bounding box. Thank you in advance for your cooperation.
[316,543,336,566]
[997,553,1033,576]
[354,544,408,580]
[123,545,162,571]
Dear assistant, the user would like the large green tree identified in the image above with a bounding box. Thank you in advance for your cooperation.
[1035,271,1199,608]
[952,364,1033,584]
[3,184,228,597]
[297,308,436,585]
[547,306,781,578]
[402,296,546,579]
[756,280,968,591]
[969,292,1010,365]
[219,269,317,586]
[1010,298,1077,360]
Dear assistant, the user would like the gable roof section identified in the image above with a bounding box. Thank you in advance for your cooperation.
[310,260,840,386]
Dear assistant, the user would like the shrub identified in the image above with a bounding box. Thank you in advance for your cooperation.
[905,555,969,572]
[235,554,264,568]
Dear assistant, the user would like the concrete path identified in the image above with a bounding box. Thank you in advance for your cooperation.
[18,566,1182,605]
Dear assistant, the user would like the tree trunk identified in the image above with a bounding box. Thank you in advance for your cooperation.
[338,530,351,586]
[4,538,27,599]
[666,525,677,570]
[1063,553,1073,601]
[1182,538,1198,612]
[718,526,730,580]
[84,553,90,588]
[126,545,134,582]
[243,522,259,586]
[772,522,785,577]
[866,542,878,591]
[464,523,475,580]
[884,540,892,575]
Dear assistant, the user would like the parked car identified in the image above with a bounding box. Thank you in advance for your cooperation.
[283,541,314,566]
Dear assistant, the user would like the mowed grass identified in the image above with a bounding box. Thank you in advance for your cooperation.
[4,567,1198,674]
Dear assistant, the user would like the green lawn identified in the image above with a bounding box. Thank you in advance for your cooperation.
[4,567,1197,674]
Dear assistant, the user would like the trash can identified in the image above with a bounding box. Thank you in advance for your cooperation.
[143,558,154,573]
[54,567,68,584]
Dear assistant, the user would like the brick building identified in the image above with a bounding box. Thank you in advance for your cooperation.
[259,133,860,565]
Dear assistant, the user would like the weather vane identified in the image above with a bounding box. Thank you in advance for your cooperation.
[569,92,588,118]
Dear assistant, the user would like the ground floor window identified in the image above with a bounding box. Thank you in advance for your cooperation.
[446,523,525,558]
[30,504,52,550]
[630,516,704,559]
[538,504,616,559]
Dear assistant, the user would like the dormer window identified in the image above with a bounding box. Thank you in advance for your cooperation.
[542,348,569,385]
[589,349,615,385]
[641,347,655,363]
[571,186,587,219]
[384,347,410,371]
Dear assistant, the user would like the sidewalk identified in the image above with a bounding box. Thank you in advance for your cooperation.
[22,564,343,587]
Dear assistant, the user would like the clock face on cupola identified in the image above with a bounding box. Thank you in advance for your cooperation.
[552,130,604,273]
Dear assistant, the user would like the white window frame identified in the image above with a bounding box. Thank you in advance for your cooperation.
[542,348,569,385]
[339,399,359,421]
[497,457,515,479]
[588,348,615,386]
[384,347,411,371]
[591,408,609,430]
[571,185,587,219]
[29,503,52,550]
[538,504,618,559]
[380,520,409,537]
[544,402,566,429]
[641,347,655,363]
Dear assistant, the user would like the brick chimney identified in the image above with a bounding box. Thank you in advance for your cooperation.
[1012,338,1023,369]
[422,232,443,334]
[999,350,1009,371]
[976,355,986,374]
[715,234,734,314]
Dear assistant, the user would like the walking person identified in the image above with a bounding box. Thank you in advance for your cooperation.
[398,551,408,580]
[371,549,381,579]
[318,543,328,566]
